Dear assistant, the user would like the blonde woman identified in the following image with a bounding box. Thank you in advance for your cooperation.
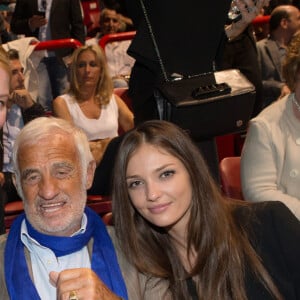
[53,44,133,166]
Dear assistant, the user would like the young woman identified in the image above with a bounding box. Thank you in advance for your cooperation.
[111,120,300,300]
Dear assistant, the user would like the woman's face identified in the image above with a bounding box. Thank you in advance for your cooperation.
[0,66,9,128]
[126,143,192,236]
[76,50,101,87]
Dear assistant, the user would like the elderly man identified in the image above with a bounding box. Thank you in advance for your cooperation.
[0,117,128,299]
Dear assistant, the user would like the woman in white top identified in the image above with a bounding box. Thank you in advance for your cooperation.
[241,32,300,220]
[53,44,134,165]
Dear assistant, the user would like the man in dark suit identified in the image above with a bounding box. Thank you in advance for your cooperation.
[257,4,300,107]
[10,0,85,110]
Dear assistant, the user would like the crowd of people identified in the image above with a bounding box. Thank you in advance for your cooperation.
[0,0,299,299]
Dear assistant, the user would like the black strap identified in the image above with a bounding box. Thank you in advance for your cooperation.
[139,0,169,82]
[186,277,199,300]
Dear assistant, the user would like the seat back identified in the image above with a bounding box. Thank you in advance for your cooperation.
[4,201,24,231]
[86,195,112,217]
[219,156,244,200]
[99,31,136,50]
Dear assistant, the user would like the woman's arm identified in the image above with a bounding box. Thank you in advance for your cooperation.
[115,95,134,132]
[241,119,300,220]
[52,96,73,123]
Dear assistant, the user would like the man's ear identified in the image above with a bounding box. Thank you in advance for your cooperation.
[86,160,96,190]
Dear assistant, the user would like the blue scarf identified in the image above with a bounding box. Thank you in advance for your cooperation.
[4,207,128,300]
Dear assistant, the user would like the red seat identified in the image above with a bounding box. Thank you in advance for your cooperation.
[99,31,136,51]
[114,87,132,111]
[80,0,101,36]
[102,212,113,225]
[4,201,24,230]
[252,15,270,41]
[219,156,244,200]
[86,195,112,217]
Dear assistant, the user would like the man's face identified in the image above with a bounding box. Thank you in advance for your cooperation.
[10,59,25,90]
[18,132,94,236]
[102,10,121,34]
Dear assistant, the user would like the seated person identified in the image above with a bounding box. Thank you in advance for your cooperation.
[1,48,45,204]
[53,44,133,195]
[86,8,135,88]
[101,0,134,31]
[111,119,300,299]
[0,117,128,299]
[256,5,299,108]
[0,47,10,234]
[241,31,300,220]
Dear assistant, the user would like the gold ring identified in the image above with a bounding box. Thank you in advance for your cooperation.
[69,290,78,300]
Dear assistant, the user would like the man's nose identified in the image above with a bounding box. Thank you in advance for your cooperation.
[38,175,59,200]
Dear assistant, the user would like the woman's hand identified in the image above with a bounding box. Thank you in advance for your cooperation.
[89,138,112,166]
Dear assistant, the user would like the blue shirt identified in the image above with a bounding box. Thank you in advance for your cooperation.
[20,214,91,300]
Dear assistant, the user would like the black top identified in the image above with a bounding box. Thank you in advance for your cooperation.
[125,0,231,77]
[235,201,300,299]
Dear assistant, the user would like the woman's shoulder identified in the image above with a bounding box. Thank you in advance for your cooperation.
[234,201,300,246]
[252,95,291,124]
[235,201,297,225]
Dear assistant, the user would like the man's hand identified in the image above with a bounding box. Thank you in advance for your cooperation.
[49,269,121,300]
[10,89,34,110]
[225,0,270,41]
[28,15,47,31]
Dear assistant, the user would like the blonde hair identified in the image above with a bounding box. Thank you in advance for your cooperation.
[68,44,113,106]
[282,31,300,91]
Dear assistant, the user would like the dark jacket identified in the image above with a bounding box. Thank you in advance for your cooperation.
[10,0,85,58]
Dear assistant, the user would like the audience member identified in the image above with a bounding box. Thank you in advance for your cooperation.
[86,8,135,88]
[53,44,133,194]
[1,48,45,204]
[0,48,10,234]
[112,119,300,300]
[0,11,13,43]
[256,5,300,108]
[100,0,134,31]
[218,0,271,118]
[10,0,86,110]
[0,117,128,299]
[241,31,300,220]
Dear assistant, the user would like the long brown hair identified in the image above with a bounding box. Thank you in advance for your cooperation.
[68,44,113,105]
[112,120,282,300]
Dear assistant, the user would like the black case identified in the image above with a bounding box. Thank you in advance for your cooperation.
[155,69,256,139]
